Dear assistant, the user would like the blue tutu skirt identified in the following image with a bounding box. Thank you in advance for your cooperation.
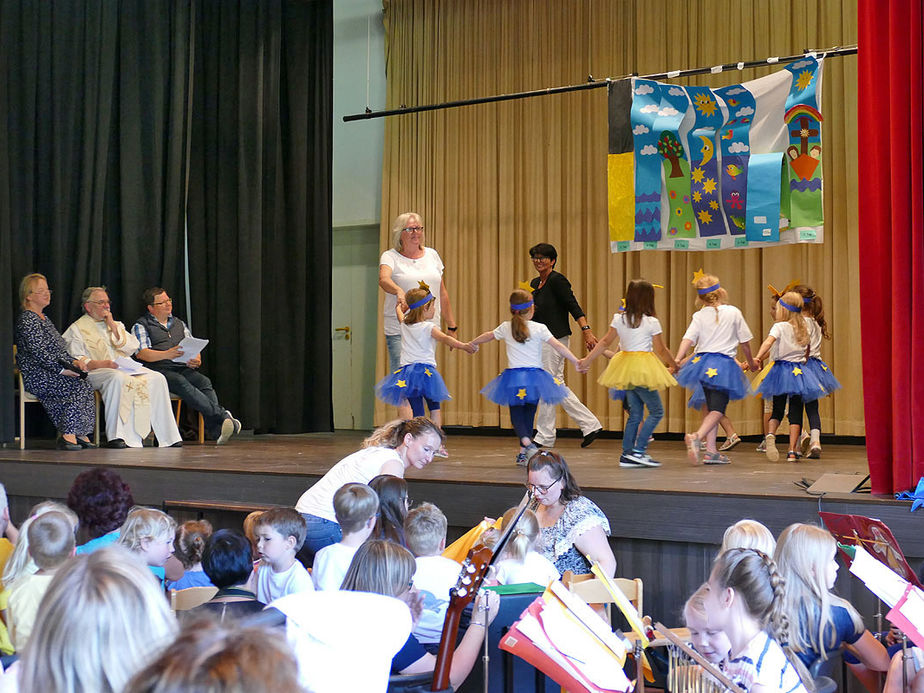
[676,352,750,407]
[375,362,451,406]
[804,357,841,395]
[687,384,706,410]
[754,360,826,402]
[480,367,568,406]
[609,388,626,401]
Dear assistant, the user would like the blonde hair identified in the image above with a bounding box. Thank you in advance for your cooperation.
[19,273,47,308]
[403,287,434,325]
[683,582,710,624]
[5,501,78,587]
[341,539,416,596]
[242,511,262,554]
[390,212,425,252]
[694,274,727,323]
[774,523,863,662]
[118,507,177,552]
[28,510,76,570]
[498,507,540,562]
[720,519,776,557]
[174,520,213,569]
[361,417,445,449]
[405,502,448,557]
[17,546,177,693]
[509,289,533,343]
[334,483,379,535]
[775,291,809,346]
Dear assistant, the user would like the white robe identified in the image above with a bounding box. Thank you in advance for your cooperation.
[62,316,182,447]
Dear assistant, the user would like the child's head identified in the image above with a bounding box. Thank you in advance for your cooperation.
[403,287,436,325]
[720,519,776,557]
[334,483,379,536]
[242,510,263,558]
[694,273,727,307]
[509,289,534,343]
[774,523,838,594]
[341,539,416,597]
[369,474,410,545]
[498,506,540,562]
[624,279,656,328]
[118,507,177,567]
[202,529,255,589]
[705,547,789,645]
[793,284,829,339]
[775,291,808,345]
[174,519,213,569]
[4,501,78,586]
[683,583,733,665]
[404,502,447,557]
[253,508,306,566]
[27,510,76,571]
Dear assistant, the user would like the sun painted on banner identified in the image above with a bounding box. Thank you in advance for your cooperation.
[606,56,825,252]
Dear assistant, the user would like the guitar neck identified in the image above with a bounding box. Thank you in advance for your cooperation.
[432,605,462,690]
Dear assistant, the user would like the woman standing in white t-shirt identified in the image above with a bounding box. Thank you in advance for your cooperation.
[579,279,679,468]
[378,213,458,377]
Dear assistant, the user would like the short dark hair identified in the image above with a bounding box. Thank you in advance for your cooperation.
[142,286,167,307]
[67,468,134,540]
[529,243,558,265]
[202,530,254,589]
[254,508,307,548]
[527,450,582,502]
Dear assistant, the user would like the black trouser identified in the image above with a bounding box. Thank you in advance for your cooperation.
[509,403,538,441]
[703,386,730,415]
[771,394,803,425]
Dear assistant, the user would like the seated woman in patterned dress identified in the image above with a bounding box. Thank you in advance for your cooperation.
[15,273,99,450]
[526,450,616,577]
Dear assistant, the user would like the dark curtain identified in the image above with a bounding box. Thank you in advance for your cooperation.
[186,0,333,433]
[859,0,924,493]
[0,0,192,444]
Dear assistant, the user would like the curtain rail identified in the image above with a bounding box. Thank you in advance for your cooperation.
[343,45,857,122]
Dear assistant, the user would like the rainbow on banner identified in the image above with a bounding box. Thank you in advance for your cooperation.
[607,57,825,252]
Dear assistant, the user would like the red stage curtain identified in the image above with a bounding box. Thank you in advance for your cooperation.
[859,0,924,494]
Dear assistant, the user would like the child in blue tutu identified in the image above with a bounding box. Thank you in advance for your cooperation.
[674,272,759,465]
[579,279,678,469]
[751,291,826,462]
[375,286,475,433]
[794,284,840,459]
[470,289,579,466]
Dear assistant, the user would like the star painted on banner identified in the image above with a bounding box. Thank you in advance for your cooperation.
[692,268,706,285]
[692,191,702,203]
[397,379,408,388]
[516,388,528,400]
[697,210,713,224]
[691,167,705,183]
[705,367,718,378]
[424,369,432,377]
[692,356,701,363]
[792,367,803,376]
[518,281,534,293]
[709,200,719,210]
[702,178,717,194]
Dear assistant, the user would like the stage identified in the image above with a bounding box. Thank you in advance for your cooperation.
[0,430,917,622]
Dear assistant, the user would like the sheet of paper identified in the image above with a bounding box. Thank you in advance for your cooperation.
[849,545,910,607]
[115,357,145,375]
[172,337,209,364]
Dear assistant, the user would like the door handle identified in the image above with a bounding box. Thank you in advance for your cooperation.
[335,326,351,341]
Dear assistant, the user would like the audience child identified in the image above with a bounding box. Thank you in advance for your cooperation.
[193,529,266,622]
[8,511,76,650]
[774,524,889,676]
[0,484,19,657]
[6,546,177,693]
[404,502,460,649]
[251,508,313,603]
[369,474,410,547]
[720,519,776,557]
[700,547,808,693]
[490,506,560,586]
[3,501,78,588]
[66,467,134,554]
[312,483,378,591]
[342,539,500,691]
[126,618,300,693]
[117,507,178,586]
[684,582,732,669]
[242,510,263,560]
[166,520,214,591]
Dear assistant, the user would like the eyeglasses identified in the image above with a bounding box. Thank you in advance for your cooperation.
[87,300,110,305]
[525,475,562,495]
[530,256,550,262]
[152,299,173,306]
[402,226,424,233]
[30,288,52,295]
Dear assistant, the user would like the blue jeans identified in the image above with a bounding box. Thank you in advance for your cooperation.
[158,367,227,438]
[623,387,663,453]
[385,334,402,374]
[297,513,342,567]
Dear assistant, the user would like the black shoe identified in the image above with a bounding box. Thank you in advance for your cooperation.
[76,437,97,449]
[105,439,128,449]
[57,438,82,451]
[168,441,183,448]
[581,428,603,448]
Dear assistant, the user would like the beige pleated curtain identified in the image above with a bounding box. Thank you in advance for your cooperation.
[375,0,860,437]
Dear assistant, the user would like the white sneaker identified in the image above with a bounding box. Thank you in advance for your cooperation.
[798,431,811,457]
[764,434,778,462]
[217,417,235,445]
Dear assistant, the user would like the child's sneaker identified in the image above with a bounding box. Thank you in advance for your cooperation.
[808,442,822,459]
[620,450,661,468]
[718,434,741,452]
[798,431,811,457]
[515,451,528,466]
[756,438,767,453]
[703,452,731,465]
[619,453,645,468]
[764,434,779,462]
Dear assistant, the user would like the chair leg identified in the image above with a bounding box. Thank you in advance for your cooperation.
[19,394,25,451]
[94,391,101,444]
[198,413,205,444]
[174,399,182,426]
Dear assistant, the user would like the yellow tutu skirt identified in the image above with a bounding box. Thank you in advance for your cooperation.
[597,351,677,390]
[749,360,775,392]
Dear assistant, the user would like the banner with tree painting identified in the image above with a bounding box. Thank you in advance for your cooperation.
[607,57,824,252]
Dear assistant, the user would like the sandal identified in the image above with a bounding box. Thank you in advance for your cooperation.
[685,433,702,465]
[718,434,741,452]
[704,452,731,465]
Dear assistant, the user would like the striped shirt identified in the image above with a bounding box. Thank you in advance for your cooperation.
[132,315,192,350]
[726,631,807,693]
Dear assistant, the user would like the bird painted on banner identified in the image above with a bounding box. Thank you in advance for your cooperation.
[725,163,743,179]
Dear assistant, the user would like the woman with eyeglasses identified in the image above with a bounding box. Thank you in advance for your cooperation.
[379,213,458,394]
[526,450,617,577]
[14,273,98,450]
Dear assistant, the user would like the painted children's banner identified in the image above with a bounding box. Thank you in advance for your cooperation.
[607,57,824,252]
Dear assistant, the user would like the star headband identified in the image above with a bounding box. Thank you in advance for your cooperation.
[768,280,801,300]
[511,299,534,311]
[691,268,719,295]
[778,298,802,313]
[408,292,434,310]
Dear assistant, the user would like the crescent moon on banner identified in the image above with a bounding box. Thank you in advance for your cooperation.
[699,136,714,165]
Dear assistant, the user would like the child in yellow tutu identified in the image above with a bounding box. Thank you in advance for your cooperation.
[579,279,678,468]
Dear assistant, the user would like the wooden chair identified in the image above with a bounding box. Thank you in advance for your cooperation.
[171,395,205,444]
[169,585,218,611]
